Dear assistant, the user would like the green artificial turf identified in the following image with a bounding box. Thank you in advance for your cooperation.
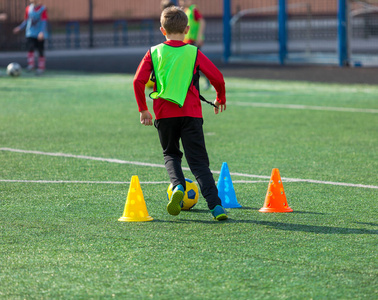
[0,72,377,299]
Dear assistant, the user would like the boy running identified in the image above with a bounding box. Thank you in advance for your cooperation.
[133,6,228,221]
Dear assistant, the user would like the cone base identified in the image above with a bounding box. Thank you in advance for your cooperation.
[223,203,242,208]
[118,216,153,222]
[259,207,293,213]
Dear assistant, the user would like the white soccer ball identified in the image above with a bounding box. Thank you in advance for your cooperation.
[7,62,22,77]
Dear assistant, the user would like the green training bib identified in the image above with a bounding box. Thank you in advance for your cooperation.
[149,43,198,107]
[185,5,200,42]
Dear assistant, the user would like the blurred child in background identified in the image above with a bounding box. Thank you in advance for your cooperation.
[179,0,209,89]
[179,0,205,48]
[13,0,48,75]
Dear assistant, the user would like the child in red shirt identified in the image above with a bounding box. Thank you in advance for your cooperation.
[13,0,48,74]
[133,6,228,221]
[180,0,206,47]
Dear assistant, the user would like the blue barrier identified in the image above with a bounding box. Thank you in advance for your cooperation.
[278,0,287,65]
[113,20,128,46]
[338,0,349,66]
[66,21,80,49]
[223,0,231,62]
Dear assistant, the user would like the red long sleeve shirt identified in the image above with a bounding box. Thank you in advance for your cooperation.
[133,40,226,120]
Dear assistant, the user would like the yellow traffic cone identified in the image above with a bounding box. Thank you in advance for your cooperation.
[118,176,153,222]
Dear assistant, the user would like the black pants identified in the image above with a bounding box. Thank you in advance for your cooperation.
[154,117,221,210]
[27,37,44,57]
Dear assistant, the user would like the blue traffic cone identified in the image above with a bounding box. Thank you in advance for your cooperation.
[217,162,242,208]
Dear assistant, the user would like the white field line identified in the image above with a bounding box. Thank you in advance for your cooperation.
[1,147,377,189]
[0,179,267,184]
[232,101,378,114]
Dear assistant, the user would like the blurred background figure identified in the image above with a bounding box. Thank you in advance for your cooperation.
[179,0,205,48]
[180,0,209,89]
[13,0,48,75]
[161,0,176,11]
[0,12,7,56]
[0,12,7,21]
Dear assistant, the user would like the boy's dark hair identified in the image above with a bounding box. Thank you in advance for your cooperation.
[160,6,188,34]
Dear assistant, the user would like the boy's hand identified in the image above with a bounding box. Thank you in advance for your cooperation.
[13,27,20,34]
[38,32,44,41]
[140,110,153,126]
[213,100,226,115]
[196,37,204,48]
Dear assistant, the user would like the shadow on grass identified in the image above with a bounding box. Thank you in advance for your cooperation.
[228,219,378,235]
[186,207,258,213]
[292,210,326,215]
[240,208,326,215]
[355,222,378,227]
[152,216,377,234]
[148,207,375,234]
[191,207,326,214]
[186,209,208,214]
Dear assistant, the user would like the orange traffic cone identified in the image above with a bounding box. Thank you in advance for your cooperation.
[259,168,293,213]
[118,175,153,222]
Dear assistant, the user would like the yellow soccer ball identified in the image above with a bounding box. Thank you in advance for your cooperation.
[167,178,199,210]
[146,79,154,89]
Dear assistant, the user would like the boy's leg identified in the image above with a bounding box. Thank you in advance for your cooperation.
[154,118,186,189]
[180,117,222,210]
[155,118,186,215]
[36,39,45,74]
[26,38,35,71]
